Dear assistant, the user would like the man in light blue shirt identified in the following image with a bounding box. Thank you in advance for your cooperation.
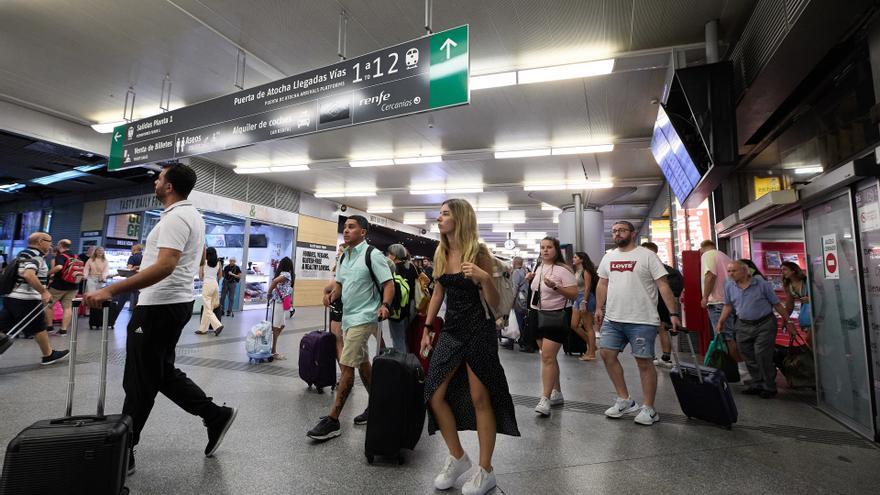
[308,215,393,441]
[715,261,792,398]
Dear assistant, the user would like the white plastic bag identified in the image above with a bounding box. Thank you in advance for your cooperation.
[501,309,520,340]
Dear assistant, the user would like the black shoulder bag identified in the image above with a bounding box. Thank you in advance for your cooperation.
[535,265,570,331]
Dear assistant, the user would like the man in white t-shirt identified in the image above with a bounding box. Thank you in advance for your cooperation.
[595,221,681,426]
[85,164,236,476]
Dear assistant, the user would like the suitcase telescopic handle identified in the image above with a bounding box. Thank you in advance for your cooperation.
[66,300,111,418]
[667,326,705,384]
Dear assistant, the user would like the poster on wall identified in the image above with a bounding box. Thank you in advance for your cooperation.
[856,185,880,233]
[822,234,840,280]
[295,241,336,280]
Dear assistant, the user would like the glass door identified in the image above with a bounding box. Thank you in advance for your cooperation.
[855,180,880,440]
[803,190,875,438]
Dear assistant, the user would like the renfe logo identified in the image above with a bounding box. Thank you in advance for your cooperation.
[610,261,637,272]
[359,91,391,107]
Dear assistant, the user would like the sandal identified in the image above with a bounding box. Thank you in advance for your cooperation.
[582,354,597,361]
[272,353,287,361]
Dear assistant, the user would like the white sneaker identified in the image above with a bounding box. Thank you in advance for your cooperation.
[434,453,472,490]
[634,406,660,425]
[653,357,673,369]
[604,397,639,418]
[549,389,564,406]
[462,467,497,495]
[535,396,551,417]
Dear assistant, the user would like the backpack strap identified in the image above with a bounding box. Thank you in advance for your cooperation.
[363,246,382,296]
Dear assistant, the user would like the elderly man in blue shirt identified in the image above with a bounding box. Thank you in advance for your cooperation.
[714,260,793,399]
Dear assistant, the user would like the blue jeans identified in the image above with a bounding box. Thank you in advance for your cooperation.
[388,316,410,352]
[598,320,658,359]
[707,304,736,341]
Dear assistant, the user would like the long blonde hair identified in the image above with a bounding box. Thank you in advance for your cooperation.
[433,198,488,277]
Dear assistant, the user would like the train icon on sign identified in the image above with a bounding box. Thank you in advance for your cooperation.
[406,48,419,68]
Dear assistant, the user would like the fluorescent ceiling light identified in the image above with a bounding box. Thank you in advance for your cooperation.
[491,224,515,233]
[408,187,438,195]
[349,159,395,167]
[344,190,376,197]
[541,203,561,211]
[445,187,483,194]
[367,208,393,214]
[234,167,271,174]
[470,72,517,90]
[494,148,551,159]
[91,121,127,133]
[314,191,345,198]
[394,156,442,165]
[476,206,507,212]
[482,242,497,249]
[30,164,106,185]
[524,181,614,191]
[403,212,426,224]
[270,164,310,172]
[523,183,568,191]
[518,58,615,84]
[794,166,823,175]
[0,182,25,193]
[551,144,615,155]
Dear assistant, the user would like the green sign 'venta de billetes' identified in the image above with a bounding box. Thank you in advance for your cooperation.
[109,25,469,171]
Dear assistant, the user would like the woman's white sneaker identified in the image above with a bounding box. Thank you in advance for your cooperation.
[434,453,472,490]
[549,389,564,406]
[535,396,551,416]
[462,467,497,495]
[604,397,639,418]
[634,406,660,425]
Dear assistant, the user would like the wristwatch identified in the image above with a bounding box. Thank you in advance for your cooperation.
[382,302,392,311]
[669,312,681,317]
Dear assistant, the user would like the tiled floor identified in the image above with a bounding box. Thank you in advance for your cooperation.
[1,306,878,494]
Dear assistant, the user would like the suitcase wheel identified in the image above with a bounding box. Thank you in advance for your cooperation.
[398,455,404,465]
[366,454,374,464]
[316,387,325,394]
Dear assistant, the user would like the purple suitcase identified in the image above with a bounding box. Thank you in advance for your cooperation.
[669,327,738,429]
[298,309,337,392]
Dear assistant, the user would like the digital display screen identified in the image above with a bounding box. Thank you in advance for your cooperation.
[651,105,705,204]
[205,234,226,247]
[224,234,244,248]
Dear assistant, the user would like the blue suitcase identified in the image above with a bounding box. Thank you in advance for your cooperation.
[669,327,738,429]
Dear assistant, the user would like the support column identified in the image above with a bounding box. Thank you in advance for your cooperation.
[705,19,719,63]
[573,193,583,253]
[559,207,604,264]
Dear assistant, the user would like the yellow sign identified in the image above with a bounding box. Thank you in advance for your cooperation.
[754,176,782,200]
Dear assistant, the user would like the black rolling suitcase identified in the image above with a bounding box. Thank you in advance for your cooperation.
[0,300,133,495]
[365,348,426,464]
[563,326,587,356]
[669,327,738,429]
[0,300,47,355]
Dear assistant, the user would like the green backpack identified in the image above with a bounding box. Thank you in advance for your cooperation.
[388,273,411,321]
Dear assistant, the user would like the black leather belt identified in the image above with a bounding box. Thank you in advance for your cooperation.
[739,313,774,325]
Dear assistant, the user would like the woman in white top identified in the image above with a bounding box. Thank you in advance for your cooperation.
[196,247,224,335]
[267,256,294,360]
[83,247,110,294]
[526,237,578,417]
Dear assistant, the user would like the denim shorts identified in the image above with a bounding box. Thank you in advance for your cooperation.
[598,320,658,359]
[707,304,736,341]
[574,293,597,313]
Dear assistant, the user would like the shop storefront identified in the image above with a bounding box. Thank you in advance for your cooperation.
[100,191,298,312]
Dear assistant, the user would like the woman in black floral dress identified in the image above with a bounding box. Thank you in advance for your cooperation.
[420,198,520,495]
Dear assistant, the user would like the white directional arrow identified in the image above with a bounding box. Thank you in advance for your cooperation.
[439,38,458,60]
[114,131,122,143]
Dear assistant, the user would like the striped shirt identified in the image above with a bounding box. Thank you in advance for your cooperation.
[8,248,48,301]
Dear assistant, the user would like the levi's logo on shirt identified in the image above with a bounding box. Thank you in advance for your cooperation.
[610,261,637,272]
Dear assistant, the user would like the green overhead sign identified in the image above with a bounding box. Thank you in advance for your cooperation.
[109,25,470,171]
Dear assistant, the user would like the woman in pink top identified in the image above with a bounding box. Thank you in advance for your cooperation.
[526,237,578,417]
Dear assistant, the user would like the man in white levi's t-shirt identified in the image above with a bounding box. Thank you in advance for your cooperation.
[85,164,237,473]
[595,221,681,427]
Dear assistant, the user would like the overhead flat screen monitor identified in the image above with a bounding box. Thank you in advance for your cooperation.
[205,234,226,248]
[651,105,706,204]
[224,234,244,248]
[248,234,268,248]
